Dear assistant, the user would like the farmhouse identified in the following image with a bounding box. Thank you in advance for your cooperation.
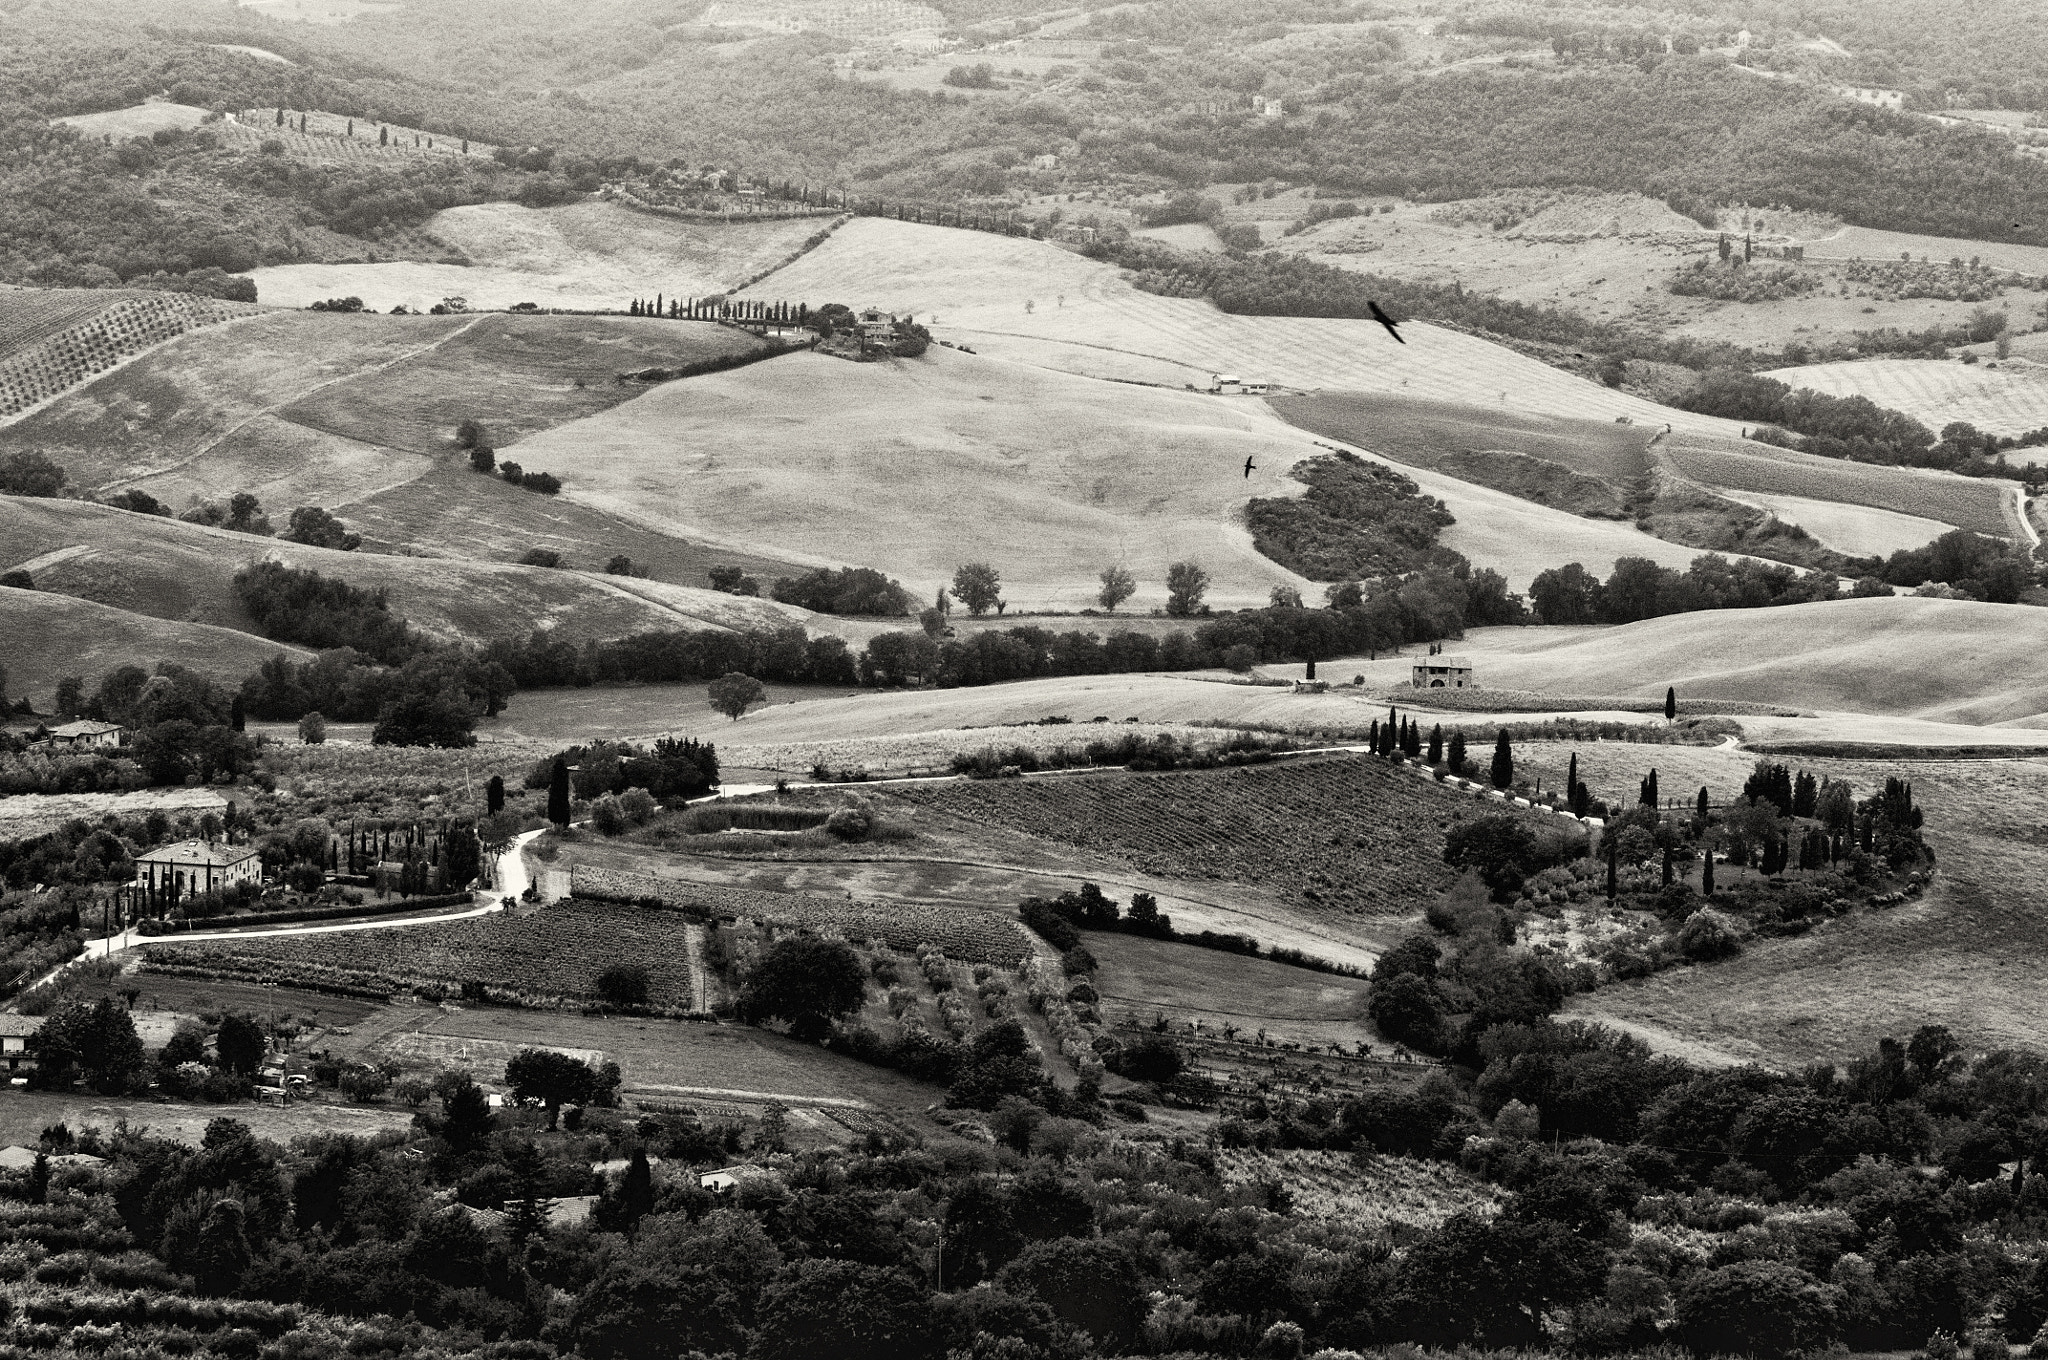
[1411,657,1475,689]
[0,1016,42,1078]
[134,839,262,897]
[46,719,124,749]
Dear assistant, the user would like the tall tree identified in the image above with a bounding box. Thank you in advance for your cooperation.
[1664,686,1677,720]
[1427,724,1444,765]
[1164,561,1209,616]
[952,563,1003,616]
[548,756,571,828]
[1490,729,1514,790]
[506,1048,597,1130]
[486,774,505,814]
[1448,730,1467,775]
[708,671,767,721]
[1097,565,1136,613]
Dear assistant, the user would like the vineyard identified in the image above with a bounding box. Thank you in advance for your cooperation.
[888,755,1461,919]
[721,721,1262,777]
[1664,434,2020,538]
[1214,1147,1503,1231]
[572,864,1031,964]
[141,896,708,1012]
[0,290,258,419]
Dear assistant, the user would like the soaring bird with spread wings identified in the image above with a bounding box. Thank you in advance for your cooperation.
[1368,299,1405,344]
[1243,456,1256,479]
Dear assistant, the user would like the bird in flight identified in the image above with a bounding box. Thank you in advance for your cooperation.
[1368,299,1405,344]
[1243,456,1257,478]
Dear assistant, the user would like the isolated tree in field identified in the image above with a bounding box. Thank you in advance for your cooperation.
[469,445,495,474]
[455,418,484,450]
[283,506,361,551]
[952,562,1003,615]
[1270,584,1304,609]
[506,1048,596,1129]
[547,756,571,828]
[1164,561,1209,616]
[1490,729,1514,789]
[741,935,866,1036]
[296,711,326,745]
[486,774,505,813]
[1098,564,1136,613]
[214,1013,266,1076]
[708,671,766,721]
[1664,686,1677,720]
[519,547,562,568]
[605,555,633,575]
[1447,730,1467,775]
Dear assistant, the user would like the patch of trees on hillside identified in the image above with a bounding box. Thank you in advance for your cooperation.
[1246,449,1458,580]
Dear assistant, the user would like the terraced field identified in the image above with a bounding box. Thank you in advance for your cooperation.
[225,108,496,162]
[276,314,768,454]
[1663,434,2020,539]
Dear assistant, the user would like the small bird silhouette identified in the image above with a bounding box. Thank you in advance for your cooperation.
[1368,299,1405,344]
[1243,456,1257,478]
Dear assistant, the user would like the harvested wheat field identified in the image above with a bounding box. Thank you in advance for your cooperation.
[0,588,310,703]
[744,218,1753,435]
[1457,597,2048,723]
[1763,356,2048,440]
[0,496,859,647]
[513,345,1323,610]
[1702,489,1950,557]
[244,201,834,312]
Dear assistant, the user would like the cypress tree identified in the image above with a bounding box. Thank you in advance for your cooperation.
[486,775,505,814]
[1448,730,1467,775]
[1368,720,1380,754]
[379,125,388,146]
[1664,686,1676,720]
[347,119,354,135]
[1427,724,1443,765]
[1697,786,1710,823]
[1567,751,1579,802]
[548,757,571,828]
[275,107,284,127]
[1702,850,1715,895]
[1490,730,1513,789]
[1646,768,1659,807]
[1662,847,1674,887]
[1605,832,1618,900]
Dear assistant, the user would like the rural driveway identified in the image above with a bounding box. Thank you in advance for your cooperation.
[10,829,546,1006]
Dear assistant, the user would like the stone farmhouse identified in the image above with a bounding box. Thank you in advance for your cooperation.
[1411,657,1475,689]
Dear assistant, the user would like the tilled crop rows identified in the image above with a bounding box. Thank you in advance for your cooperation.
[573,865,1030,964]
[891,755,1459,916]
[0,292,257,416]
[143,897,701,1011]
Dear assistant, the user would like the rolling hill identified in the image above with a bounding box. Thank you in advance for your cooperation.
[0,586,311,707]
[743,217,1757,433]
[242,201,836,313]
[0,496,879,649]
[510,344,1323,611]
[0,309,814,587]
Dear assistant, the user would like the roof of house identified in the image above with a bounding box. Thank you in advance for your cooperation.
[48,720,123,738]
[135,839,259,867]
[0,1016,44,1038]
[1415,657,1472,669]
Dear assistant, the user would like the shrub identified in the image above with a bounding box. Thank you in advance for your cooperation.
[596,964,651,1009]
[1678,906,1743,961]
